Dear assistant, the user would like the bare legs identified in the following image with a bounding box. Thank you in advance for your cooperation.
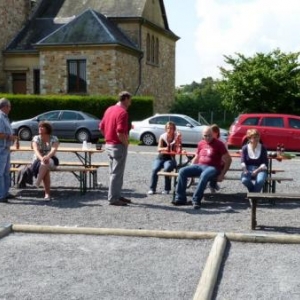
[36,163,52,199]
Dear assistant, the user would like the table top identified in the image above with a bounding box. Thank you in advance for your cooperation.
[160,150,195,156]
[10,146,104,154]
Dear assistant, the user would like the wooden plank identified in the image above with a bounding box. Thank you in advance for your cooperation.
[247,192,300,199]
[11,160,108,167]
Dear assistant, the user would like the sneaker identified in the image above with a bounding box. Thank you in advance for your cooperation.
[193,203,201,210]
[109,200,127,206]
[161,190,170,195]
[6,193,16,199]
[215,183,220,191]
[172,200,188,206]
[119,196,131,203]
[0,197,8,203]
[147,190,155,195]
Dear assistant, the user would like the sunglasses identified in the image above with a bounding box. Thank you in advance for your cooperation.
[203,134,212,138]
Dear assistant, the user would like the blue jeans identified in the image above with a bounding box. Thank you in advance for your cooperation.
[150,157,176,191]
[105,144,128,203]
[241,165,267,192]
[0,148,11,199]
[175,164,218,204]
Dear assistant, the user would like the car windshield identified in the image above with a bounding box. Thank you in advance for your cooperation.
[83,112,100,120]
[184,115,202,126]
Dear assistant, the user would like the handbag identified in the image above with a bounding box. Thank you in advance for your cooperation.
[52,155,59,166]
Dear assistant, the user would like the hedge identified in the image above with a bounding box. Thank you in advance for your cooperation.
[0,94,154,123]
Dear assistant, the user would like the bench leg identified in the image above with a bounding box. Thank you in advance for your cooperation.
[250,199,257,230]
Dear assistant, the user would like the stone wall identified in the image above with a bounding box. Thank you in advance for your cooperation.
[0,0,31,91]
[39,47,140,95]
[117,23,176,113]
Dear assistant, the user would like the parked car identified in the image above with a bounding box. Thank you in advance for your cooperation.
[11,110,101,143]
[129,113,228,146]
[227,113,300,151]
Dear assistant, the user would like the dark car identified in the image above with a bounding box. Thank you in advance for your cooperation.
[228,113,300,151]
[11,110,101,143]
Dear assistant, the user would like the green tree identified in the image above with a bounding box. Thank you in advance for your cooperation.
[171,77,224,121]
[218,49,300,114]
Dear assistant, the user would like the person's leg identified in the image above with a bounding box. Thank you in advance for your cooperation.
[192,166,218,206]
[0,150,10,200]
[43,170,51,198]
[241,166,255,192]
[36,163,49,187]
[106,144,128,203]
[175,164,202,204]
[163,159,176,192]
[253,171,267,192]
[149,158,164,193]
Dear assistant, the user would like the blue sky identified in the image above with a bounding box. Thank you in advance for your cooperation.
[164,0,300,86]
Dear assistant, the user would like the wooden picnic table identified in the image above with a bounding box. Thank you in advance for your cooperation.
[10,145,107,194]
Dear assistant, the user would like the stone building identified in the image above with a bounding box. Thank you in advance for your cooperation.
[0,0,179,112]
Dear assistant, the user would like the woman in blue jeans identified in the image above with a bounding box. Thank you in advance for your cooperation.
[241,129,268,192]
[148,121,181,195]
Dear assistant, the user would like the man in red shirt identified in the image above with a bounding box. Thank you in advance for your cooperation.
[173,126,232,209]
[100,91,132,206]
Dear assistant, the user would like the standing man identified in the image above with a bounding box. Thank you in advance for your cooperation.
[0,98,18,202]
[173,126,232,209]
[100,91,132,206]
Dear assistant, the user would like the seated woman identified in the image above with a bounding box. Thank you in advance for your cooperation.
[241,128,268,193]
[147,121,181,195]
[32,121,59,200]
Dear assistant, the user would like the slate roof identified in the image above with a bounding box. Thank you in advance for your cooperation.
[36,9,139,51]
[6,0,170,52]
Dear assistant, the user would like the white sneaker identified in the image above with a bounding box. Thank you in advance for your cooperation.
[147,190,154,195]
[161,190,170,195]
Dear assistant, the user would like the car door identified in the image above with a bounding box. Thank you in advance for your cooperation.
[169,116,200,144]
[54,111,81,139]
[259,116,288,149]
[287,117,300,151]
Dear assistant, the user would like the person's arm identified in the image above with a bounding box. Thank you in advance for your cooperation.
[217,152,232,181]
[117,132,129,147]
[32,141,43,161]
[157,136,168,152]
[46,141,59,160]
[0,132,17,142]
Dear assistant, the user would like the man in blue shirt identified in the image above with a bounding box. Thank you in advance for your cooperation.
[0,98,18,202]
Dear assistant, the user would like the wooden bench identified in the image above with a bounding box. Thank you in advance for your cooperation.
[247,192,300,230]
[10,166,98,195]
[11,160,109,168]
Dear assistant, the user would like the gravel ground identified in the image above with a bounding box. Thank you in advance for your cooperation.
[0,142,300,299]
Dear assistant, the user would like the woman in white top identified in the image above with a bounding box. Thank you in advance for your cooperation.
[240,128,268,192]
[32,121,59,200]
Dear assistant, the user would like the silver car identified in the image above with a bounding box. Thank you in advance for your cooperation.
[130,113,228,146]
[11,110,101,143]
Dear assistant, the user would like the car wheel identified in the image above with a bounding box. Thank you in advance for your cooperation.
[19,127,32,141]
[141,132,156,146]
[76,129,91,143]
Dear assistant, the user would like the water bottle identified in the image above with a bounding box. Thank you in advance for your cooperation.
[15,138,20,150]
[82,140,87,150]
[276,143,281,156]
